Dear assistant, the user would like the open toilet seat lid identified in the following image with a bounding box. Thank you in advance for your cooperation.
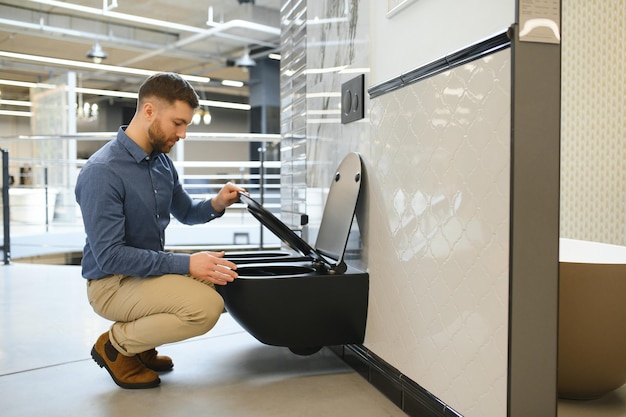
[238,152,364,273]
[238,192,321,263]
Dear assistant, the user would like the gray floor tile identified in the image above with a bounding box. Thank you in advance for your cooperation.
[0,263,407,417]
[2,261,625,416]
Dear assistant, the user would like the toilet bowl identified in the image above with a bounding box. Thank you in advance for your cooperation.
[216,152,369,355]
[558,238,626,399]
[219,262,368,355]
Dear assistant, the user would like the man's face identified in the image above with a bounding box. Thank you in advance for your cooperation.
[147,100,194,154]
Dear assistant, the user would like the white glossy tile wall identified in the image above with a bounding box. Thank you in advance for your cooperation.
[281,1,511,416]
[365,51,511,417]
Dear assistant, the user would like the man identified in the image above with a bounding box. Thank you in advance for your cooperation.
[75,72,243,389]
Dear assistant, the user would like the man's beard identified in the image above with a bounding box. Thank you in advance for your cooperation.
[148,120,177,154]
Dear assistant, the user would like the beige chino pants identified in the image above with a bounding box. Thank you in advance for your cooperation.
[86,274,224,356]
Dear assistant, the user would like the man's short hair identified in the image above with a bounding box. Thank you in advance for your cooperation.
[137,72,199,109]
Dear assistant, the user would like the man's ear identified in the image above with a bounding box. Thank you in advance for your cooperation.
[143,102,156,120]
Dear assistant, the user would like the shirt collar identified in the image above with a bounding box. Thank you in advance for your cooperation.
[117,126,155,163]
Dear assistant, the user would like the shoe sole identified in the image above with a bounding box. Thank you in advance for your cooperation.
[91,346,161,389]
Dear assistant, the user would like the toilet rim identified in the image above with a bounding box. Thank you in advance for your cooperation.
[234,263,319,278]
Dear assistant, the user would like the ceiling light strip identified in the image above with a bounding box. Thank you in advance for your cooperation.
[0,51,210,83]
[26,0,280,37]
[0,110,32,117]
[26,0,207,34]
[0,82,249,111]
[74,90,250,110]
[75,88,137,99]
[0,99,32,107]
[199,99,250,111]
[73,89,251,111]
[221,80,245,88]
[0,79,55,89]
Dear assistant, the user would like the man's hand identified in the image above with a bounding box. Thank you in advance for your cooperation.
[189,251,238,285]
[211,182,246,213]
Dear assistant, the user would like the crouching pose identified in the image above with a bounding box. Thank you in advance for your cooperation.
[75,72,243,389]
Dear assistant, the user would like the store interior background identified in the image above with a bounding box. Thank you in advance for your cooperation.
[0,1,625,417]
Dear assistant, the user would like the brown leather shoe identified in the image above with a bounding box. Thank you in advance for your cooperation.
[137,349,174,372]
[91,332,160,389]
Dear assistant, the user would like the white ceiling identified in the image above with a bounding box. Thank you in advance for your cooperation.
[0,0,282,104]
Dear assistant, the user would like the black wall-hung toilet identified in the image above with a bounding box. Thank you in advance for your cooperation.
[216,152,369,355]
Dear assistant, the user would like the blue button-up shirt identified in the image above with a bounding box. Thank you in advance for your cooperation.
[75,127,222,279]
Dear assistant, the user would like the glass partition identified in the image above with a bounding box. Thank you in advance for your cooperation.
[0,132,282,262]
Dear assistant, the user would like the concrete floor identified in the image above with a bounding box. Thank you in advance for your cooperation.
[0,263,407,417]
[1,241,625,416]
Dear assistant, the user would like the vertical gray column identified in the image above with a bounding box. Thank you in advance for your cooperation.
[249,55,281,219]
[508,22,560,417]
[249,56,281,135]
[248,55,281,163]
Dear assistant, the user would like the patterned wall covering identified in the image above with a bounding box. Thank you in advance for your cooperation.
[366,51,511,417]
[560,0,626,244]
[279,0,624,414]
[280,1,511,416]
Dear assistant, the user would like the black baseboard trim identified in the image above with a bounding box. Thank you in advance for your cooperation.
[329,344,463,417]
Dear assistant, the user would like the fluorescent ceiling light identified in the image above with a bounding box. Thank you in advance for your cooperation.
[0,51,211,83]
[221,80,244,87]
[0,99,32,107]
[268,53,281,60]
[27,0,209,34]
[0,79,55,89]
[76,87,138,99]
[0,84,250,112]
[199,99,250,111]
[76,89,250,111]
[0,110,32,117]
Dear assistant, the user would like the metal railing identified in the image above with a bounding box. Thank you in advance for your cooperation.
[0,132,282,263]
[1,149,10,264]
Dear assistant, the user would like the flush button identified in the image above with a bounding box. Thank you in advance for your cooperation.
[342,91,352,116]
[341,74,365,124]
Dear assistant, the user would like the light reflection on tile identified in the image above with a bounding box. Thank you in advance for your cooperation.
[364,50,512,417]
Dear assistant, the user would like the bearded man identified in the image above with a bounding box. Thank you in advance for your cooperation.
[75,72,244,389]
